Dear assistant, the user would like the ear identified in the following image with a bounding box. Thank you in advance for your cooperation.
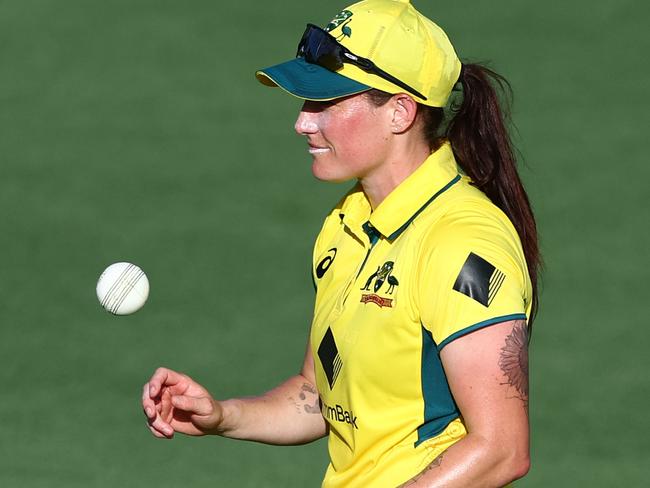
[389,94,419,134]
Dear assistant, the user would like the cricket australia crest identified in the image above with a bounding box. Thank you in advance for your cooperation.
[360,261,399,308]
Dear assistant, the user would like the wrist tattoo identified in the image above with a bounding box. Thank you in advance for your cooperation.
[498,320,529,408]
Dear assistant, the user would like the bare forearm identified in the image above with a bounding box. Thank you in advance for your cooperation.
[399,433,529,488]
[216,374,326,445]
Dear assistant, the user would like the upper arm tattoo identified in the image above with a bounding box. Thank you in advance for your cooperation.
[498,320,529,407]
[288,382,321,415]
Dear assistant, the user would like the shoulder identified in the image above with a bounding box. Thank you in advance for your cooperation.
[416,179,529,287]
[422,178,521,251]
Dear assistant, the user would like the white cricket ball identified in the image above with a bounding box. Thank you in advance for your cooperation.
[96,262,150,315]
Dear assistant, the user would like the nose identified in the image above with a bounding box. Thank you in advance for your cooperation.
[294,104,319,135]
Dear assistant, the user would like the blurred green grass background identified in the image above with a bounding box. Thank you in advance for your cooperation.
[1,0,648,486]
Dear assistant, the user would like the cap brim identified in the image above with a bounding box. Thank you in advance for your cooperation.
[256,57,370,101]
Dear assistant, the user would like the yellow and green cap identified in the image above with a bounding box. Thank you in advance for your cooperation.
[256,0,462,107]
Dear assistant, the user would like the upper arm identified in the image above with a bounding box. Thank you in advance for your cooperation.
[416,207,532,463]
[440,319,529,456]
[300,340,317,387]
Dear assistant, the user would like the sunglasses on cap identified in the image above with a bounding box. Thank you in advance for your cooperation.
[296,24,427,101]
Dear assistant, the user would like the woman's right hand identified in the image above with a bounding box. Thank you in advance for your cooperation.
[142,367,224,438]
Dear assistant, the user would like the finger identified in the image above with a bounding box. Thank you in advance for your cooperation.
[171,395,213,416]
[148,413,175,438]
[148,367,185,398]
[146,422,169,439]
[142,383,157,419]
[160,389,173,421]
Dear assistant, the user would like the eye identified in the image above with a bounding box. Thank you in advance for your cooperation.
[302,100,335,113]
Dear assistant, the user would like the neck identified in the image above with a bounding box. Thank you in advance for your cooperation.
[360,137,432,210]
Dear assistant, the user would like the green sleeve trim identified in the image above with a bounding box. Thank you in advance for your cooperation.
[436,313,527,351]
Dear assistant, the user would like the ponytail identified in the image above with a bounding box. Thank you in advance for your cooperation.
[365,68,541,329]
[447,63,540,329]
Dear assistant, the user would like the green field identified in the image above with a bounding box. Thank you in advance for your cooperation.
[1,0,648,486]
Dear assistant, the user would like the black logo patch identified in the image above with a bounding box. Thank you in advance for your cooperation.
[453,252,505,307]
[317,327,342,389]
[315,248,337,279]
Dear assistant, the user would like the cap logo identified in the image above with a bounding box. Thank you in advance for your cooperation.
[325,10,353,34]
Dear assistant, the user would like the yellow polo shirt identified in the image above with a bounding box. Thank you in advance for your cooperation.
[310,143,532,487]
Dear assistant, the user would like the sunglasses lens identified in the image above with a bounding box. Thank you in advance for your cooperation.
[295,24,425,99]
[298,25,343,70]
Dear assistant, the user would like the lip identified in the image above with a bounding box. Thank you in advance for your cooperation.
[308,143,330,154]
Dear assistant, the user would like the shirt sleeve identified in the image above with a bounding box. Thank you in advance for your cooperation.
[417,206,531,350]
[312,215,330,291]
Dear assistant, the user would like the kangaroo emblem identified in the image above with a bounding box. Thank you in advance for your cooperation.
[361,261,399,294]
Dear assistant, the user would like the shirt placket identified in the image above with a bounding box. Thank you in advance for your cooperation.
[331,221,381,319]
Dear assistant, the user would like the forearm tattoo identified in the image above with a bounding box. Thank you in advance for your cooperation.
[398,452,445,487]
[498,320,529,408]
[288,383,321,415]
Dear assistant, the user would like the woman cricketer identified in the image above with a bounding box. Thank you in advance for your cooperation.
[142,1,540,486]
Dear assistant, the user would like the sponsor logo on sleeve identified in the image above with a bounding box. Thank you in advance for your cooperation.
[453,252,505,307]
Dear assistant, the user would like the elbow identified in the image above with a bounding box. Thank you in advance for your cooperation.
[500,445,530,483]
[508,453,530,481]
[487,435,529,484]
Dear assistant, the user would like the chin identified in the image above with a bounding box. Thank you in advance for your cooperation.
[311,162,352,183]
